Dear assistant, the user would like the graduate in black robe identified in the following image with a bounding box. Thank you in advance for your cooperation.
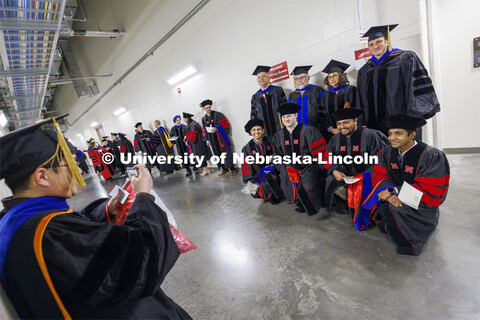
[250,65,287,137]
[287,65,328,139]
[200,99,237,177]
[241,119,283,204]
[272,103,327,215]
[152,120,176,175]
[117,132,135,168]
[74,147,90,174]
[319,60,360,139]
[357,24,440,137]
[111,132,126,174]
[363,115,450,255]
[184,113,210,176]
[134,122,161,173]
[170,115,193,176]
[0,116,192,319]
[324,108,389,216]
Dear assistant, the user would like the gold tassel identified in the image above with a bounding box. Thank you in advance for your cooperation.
[387,25,392,52]
[52,118,86,187]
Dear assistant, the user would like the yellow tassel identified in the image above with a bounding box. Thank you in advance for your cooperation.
[387,25,392,52]
[293,73,297,89]
[52,119,86,187]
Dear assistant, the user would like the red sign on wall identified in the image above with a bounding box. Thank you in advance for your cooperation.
[354,47,373,70]
[268,61,289,84]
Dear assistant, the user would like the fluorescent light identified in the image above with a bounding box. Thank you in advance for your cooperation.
[0,111,7,127]
[114,107,127,116]
[90,121,99,127]
[76,133,82,137]
[167,65,198,85]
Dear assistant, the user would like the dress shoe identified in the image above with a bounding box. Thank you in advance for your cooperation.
[218,170,229,177]
[185,171,193,177]
[230,171,237,178]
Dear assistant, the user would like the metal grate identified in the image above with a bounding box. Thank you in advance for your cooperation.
[0,0,67,128]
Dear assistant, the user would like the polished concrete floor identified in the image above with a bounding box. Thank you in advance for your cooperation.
[68,154,480,320]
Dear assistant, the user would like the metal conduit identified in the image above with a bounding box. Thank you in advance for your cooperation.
[71,0,211,125]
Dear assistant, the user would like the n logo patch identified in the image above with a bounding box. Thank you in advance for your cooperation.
[391,163,399,169]
[353,146,359,151]
[405,166,414,173]
[340,146,346,152]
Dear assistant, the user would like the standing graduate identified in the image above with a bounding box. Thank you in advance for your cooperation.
[200,99,237,178]
[74,147,90,174]
[151,120,176,175]
[117,132,135,168]
[272,103,327,215]
[320,60,359,139]
[134,122,160,173]
[111,132,126,175]
[324,108,389,217]
[241,119,283,205]
[363,115,450,255]
[356,24,440,137]
[0,116,191,319]
[170,115,194,176]
[287,65,328,139]
[184,112,210,176]
[250,65,287,137]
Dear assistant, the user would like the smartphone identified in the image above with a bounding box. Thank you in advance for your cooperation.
[126,167,140,181]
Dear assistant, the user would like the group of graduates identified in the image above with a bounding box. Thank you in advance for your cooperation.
[242,24,449,257]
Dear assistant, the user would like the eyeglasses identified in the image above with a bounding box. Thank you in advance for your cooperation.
[294,75,308,81]
[328,74,339,79]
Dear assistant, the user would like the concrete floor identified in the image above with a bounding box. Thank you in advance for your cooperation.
[68,154,480,320]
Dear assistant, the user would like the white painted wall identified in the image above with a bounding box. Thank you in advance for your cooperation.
[435,0,480,149]
[54,0,432,153]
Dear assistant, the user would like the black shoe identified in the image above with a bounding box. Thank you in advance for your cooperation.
[294,206,306,213]
[270,197,281,205]
[336,200,350,214]
[185,171,193,177]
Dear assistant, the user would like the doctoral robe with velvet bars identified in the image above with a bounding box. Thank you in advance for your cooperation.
[356,49,440,133]
[365,142,450,255]
[271,124,327,215]
[201,110,234,170]
[1,195,191,319]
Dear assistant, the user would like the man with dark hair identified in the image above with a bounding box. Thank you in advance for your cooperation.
[170,115,194,177]
[241,119,283,205]
[184,112,210,176]
[324,108,388,218]
[111,132,126,175]
[320,60,359,139]
[272,103,327,215]
[134,122,160,174]
[0,116,191,319]
[117,132,135,168]
[200,99,237,178]
[364,114,450,255]
[250,65,287,137]
[74,147,90,174]
[287,65,328,139]
[357,24,440,138]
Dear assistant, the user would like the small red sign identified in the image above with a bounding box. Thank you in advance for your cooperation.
[354,47,373,70]
[268,61,289,84]
[177,87,181,94]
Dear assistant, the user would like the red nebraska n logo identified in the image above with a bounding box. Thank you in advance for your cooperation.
[285,140,290,145]
[405,166,414,173]
[353,146,359,151]
[293,139,299,144]
[340,146,346,152]
[391,163,399,169]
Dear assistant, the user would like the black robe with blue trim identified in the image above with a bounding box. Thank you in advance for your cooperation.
[357,49,440,133]
[319,84,359,131]
[250,85,287,137]
[201,111,234,170]
[170,125,191,169]
[1,195,192,319]
[366,142,450,255]
[288,84,328,138]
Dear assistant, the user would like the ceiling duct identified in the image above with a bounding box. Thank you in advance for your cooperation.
[58,38,99,97]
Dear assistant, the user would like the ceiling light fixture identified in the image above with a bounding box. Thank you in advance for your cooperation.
[114,107,127,116]
[167,65,198,85]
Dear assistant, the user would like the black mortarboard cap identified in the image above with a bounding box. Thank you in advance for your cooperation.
[200,99,213,108]
[322,60,350,74]
[252,65,271,76]
[363,24,398,42]
[183,112,194,119]
[111,132,118,136]
[134,122,142,128]
[291,65,312,76]
[87,138,95,144]
[278,103,302,116]
[118,132,127,138]
[244,119,264,134]
[0,114,85,187]
[382,114,426,131]
[332,108,363,122]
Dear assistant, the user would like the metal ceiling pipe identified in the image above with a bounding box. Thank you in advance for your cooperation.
[59,30,125,38]
[71,0,211,126]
